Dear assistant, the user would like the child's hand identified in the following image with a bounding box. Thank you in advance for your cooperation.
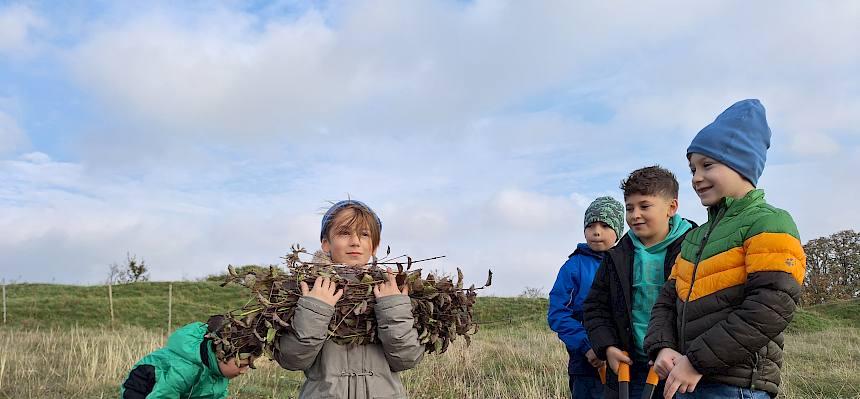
[605,346,632,374]
[663,355,702,399]
[585,349,604,369]
[301,276,343,306]
[374,268,408,298]
[654,347,681,378]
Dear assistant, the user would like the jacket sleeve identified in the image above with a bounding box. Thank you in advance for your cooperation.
[145,367,197,398]
[644,268,680,360]
[375,294,425,372]
[686,211,806,373]
[547,257,591,355]
[583,256,621,360]
[273,296,334,371]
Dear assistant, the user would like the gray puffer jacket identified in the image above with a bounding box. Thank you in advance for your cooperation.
[273,291,424,399]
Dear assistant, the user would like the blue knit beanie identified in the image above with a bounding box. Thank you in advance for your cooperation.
[320,200,382,241]
[687,99,771,186]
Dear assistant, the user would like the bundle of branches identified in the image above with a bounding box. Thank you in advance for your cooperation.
[215,245,491,358]
[204,314,266,368]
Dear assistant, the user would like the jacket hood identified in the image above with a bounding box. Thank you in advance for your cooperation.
[628,214,693,253]
[166,322,224,377]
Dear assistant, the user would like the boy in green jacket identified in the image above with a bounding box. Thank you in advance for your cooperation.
[120,316,259,399]
[584,166,695,399]
[645,99,807,399]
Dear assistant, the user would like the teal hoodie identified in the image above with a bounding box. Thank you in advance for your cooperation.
[629,214,692,359]
[120,322,229,398]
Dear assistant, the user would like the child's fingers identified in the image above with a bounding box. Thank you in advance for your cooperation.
[386,268,396,285]
[400,284,409,295]
[620,353,633,365]
[333,288,344,302]
[608,358,619,374]
[300,281,309,295]
[664,374,680,399]
[373,284,381,297]
[313,276,323,290]
[688,380,698,392]
[654,363,669,379]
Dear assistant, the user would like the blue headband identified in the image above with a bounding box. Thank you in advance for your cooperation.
[320,200,382,241]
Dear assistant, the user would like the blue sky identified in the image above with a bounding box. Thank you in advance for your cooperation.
[1,1,859,294]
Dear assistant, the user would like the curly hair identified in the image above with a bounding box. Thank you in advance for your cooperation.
[620,165,679,200]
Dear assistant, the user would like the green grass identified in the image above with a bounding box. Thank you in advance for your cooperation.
[1,283,546,332]
[1,283,859,398]
[787,298,860,333]
[4,282,858,334]
[2,282,249,329]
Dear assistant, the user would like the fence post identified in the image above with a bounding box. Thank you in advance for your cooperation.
[168,283,173,332]
[2,282,6,324]
[108,284,114,326]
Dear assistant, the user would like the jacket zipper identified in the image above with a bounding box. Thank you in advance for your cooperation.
[679,206,726,353]
[750,352,760,390]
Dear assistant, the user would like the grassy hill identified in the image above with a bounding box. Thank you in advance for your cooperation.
[3,281,856,333]
[0,282,549,330]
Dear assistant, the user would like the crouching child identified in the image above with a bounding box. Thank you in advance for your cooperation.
[120,315,260,398]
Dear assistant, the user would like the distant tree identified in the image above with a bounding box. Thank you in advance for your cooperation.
[518,286,546,299]
[106,252,150,285]
[802,230,860,306]
[105,262,124,285]
[202,265,274,282]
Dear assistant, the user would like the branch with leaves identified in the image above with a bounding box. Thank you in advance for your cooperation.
[211,245,492,363]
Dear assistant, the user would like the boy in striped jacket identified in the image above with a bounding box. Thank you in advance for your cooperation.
[645,99,807,399]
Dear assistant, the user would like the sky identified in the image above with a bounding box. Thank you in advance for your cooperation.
[1,0,858,295]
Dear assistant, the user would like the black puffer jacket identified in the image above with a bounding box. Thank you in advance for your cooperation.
[583,226,690,391]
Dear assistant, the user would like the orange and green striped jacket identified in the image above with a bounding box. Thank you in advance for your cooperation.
[644,189,806,395]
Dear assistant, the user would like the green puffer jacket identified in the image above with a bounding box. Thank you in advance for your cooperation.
[645,190,806,396]
[120,322,228,399]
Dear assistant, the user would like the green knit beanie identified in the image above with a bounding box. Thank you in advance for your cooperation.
[583,196,624,242]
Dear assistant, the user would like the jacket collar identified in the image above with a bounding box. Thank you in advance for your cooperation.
[572,242,606,260]
[708,189,764,220]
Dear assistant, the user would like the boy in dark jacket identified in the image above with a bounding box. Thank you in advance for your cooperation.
[549,196,625,399]
[644,99,806,399]
[584,166,695,399]
[120,315,260,399]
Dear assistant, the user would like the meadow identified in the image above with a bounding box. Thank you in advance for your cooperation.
[0,282,857,398]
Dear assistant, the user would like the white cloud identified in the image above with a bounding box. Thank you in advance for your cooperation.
[487,189,581,231]
[19,151,51,163]
[3,1,860,295]
[0,4,44,54]
[64,1,739,140]
[0,111,28,154]
[788,132,841,157]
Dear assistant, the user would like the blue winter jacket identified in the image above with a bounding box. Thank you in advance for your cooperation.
[548,243,605,376]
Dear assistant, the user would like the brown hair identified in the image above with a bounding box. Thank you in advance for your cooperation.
[620,165,679,199]
[322,205,382,249]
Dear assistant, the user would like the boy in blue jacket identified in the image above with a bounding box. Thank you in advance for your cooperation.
[549,196,625,398]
